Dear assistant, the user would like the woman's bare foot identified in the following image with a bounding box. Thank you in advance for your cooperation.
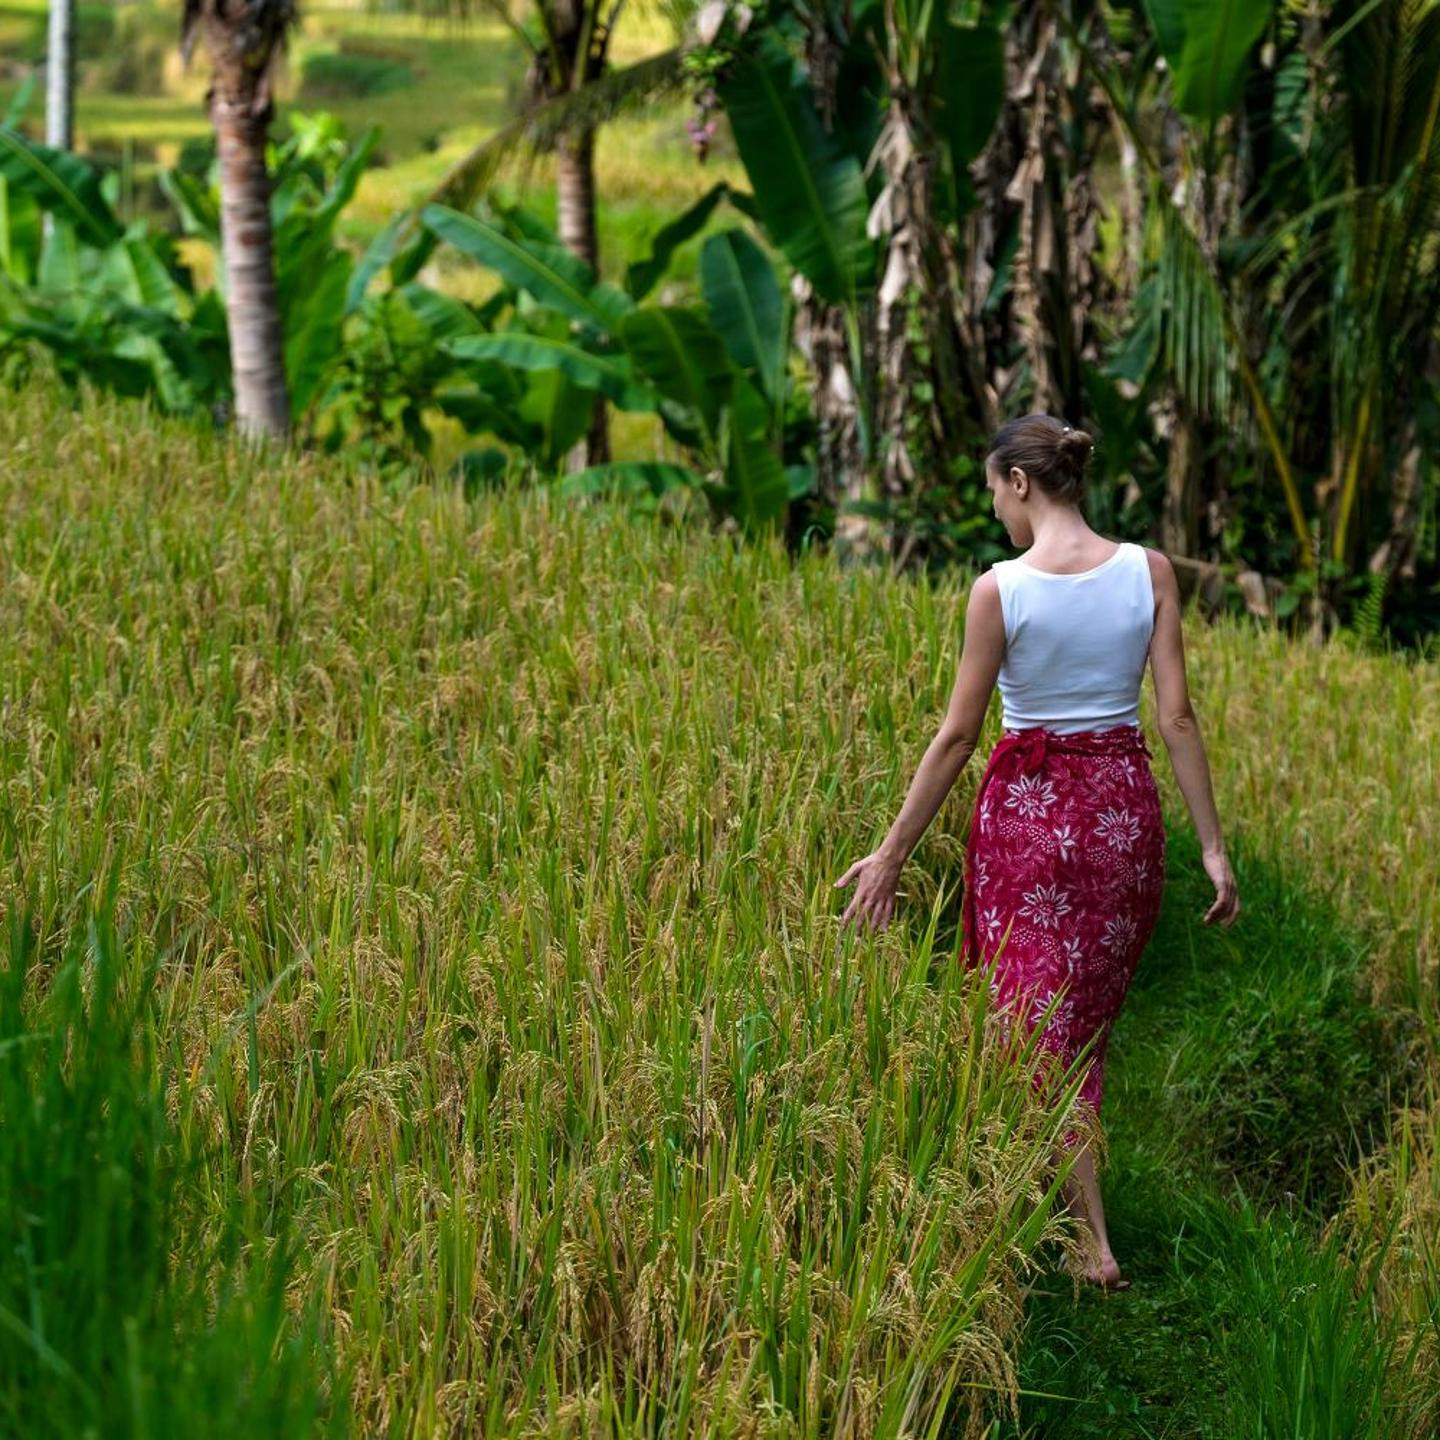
[1081,1254,1132,1291]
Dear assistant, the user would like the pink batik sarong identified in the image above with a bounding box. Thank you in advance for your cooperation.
[960,723,1166,1145]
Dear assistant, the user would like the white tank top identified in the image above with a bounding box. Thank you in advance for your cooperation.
[990,541,1155,734]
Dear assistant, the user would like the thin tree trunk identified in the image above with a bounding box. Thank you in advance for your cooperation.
[556,128,610,470]
[1161,392,1201,557]
[212,95,290,438]
[794,19,877,562]
[556,128,598,268]
[45,0,74,150]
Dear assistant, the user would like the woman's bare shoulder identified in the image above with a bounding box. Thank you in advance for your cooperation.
[1137,545,1179,596]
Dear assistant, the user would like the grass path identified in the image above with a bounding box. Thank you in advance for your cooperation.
[993,828,1420,1438]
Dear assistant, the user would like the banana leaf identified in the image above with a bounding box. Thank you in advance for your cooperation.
[715,30,873,304]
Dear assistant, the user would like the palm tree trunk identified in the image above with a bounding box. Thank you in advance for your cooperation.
[44,0,74,150]
[212,95,289,439]
[556,128,598,268]
[556,127,609,469]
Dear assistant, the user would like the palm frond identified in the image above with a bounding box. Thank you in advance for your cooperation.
[1150,197,1232,421]
[428,46,686,215]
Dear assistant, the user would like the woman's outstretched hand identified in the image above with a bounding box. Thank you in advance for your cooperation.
[1201,847,1240,927]
[834,849,903,934]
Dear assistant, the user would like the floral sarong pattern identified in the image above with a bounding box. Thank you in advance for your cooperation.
[960,723,1166,1143]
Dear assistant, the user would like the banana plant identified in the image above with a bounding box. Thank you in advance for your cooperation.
[421,199,793,534]
[0,116,459,443]
[0,125,229,410]
[702,1,1015,561]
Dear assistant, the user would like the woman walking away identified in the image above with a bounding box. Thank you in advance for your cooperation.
[833,414,1239,1292]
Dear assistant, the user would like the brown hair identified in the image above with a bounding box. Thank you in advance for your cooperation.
[986,414,1094,504]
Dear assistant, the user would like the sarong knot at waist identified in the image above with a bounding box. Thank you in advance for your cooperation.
[993,722,1152,777]
[973,723,1152,826]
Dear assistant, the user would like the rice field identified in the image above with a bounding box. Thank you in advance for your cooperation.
[0,0,745,283]
[1,385,1436,1435]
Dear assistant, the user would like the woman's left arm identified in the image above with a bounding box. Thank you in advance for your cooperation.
[835,572,1006,933]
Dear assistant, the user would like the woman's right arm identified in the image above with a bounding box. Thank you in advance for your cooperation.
[1145,550,1240,927]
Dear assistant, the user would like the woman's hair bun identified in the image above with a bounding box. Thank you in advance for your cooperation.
[985,413,1095,503]
[1056,424,1094,482]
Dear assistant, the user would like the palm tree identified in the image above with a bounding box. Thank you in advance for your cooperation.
[44,0,74,151]
[402,0,695,468]
[181,0,295,438]
[1076,0,1440,623]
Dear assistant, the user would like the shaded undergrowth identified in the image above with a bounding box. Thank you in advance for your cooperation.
[0,894,348,1438]
[990,828,1429,1439]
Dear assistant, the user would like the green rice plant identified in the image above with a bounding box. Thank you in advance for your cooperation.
[1206,1192,1424,1440]
[1331,1092,1440,1434]
[1,381,1436,1434]
[0,384,1102,1434]
[0,886,345,1438]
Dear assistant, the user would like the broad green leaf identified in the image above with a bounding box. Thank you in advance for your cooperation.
[0,126,121,246]
[504,201,564,247]
[1174,0,1273,121]
[109,305,207,414]
[700,228,785,403]
[785,462,815,499]
[517,366,593,467]
[715,30,873,303]
[1142,0,1274,123]
[397,283,484,341]
[446,333,659,412]
[2,70,36,127]
[0,174,40,285]
[285,247,352,422]
[37,218,82,297]
[552,461,702,500]
[1140,0,1187,64]
[722,373,788,532]
[1102,274,1164,388]
[936,18,1006,169]
[626,182,731,300]
[421,203,633,332]
[101,231,187,318]
[310,126,381,237]
[434,386,532,446]
[347,212,407,312]
[389,227,438,288]
[617,306,734,447]
[158,168,221,243]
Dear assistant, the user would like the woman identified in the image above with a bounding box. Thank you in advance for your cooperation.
[834,414,1239,1291]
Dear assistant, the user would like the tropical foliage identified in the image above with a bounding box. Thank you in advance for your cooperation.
[3,0,1439,636]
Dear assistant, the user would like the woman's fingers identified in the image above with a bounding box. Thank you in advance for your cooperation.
[1203,879,1240,926]
[836,859,896,934]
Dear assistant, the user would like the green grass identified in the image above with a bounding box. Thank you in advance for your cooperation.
[0,891,344,1438]
[994,830,1427,1438]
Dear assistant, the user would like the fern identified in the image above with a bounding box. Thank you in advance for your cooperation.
[1351,569,1387,650]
